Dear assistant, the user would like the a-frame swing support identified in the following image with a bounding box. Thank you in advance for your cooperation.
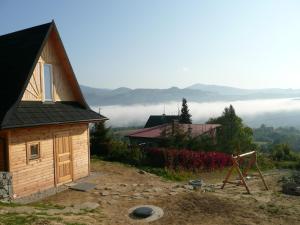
[221,151,269,194]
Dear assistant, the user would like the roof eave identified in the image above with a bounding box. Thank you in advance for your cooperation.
[0,117,107,130]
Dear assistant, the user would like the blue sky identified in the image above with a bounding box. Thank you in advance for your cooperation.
[1,0,300,89]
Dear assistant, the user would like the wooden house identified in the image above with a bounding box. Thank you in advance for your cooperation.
[144,114,180,128]
[0,21,106,200]
[127,121,220,147]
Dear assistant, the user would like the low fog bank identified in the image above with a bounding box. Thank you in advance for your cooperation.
[92,98,300,128]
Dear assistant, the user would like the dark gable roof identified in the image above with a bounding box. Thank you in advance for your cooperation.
[2,101,106,129]
[144,115,180,128]
[0,22,52,123]
[0,21,106,129]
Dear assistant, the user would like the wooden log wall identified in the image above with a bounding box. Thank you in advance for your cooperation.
[8,123,89,198]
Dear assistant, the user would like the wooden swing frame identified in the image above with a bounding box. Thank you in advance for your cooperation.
[221,151,269,194]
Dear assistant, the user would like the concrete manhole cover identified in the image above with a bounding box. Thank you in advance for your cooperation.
[128,205,164,222]
[132,207,154,218]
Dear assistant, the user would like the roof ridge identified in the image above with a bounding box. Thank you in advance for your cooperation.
[0,21,53,38]
[128,123,168,136]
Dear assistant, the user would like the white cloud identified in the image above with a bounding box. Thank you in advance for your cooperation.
[92,98,300,127]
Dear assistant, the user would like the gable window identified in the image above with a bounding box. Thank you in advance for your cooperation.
[43,64,53,101]
[27,142,41,162]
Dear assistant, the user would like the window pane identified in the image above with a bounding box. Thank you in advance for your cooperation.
[44,64,52,100]
[30,144,39,159]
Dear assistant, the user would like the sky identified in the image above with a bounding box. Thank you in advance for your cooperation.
[1,0,300,89]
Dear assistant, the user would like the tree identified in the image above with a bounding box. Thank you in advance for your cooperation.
[160,122,188,148]
[207,105,255,154]
[179,98,192,124]
[271,143,293,161]
[90,121,112,155]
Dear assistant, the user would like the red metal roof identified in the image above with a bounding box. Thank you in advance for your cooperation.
[127,123,221,139]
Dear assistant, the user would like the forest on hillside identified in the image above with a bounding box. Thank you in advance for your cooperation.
[253,125,300,152]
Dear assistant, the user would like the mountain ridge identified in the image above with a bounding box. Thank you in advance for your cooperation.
[80,83,300,106]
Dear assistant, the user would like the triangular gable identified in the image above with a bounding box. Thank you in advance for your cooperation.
[22,30,77,102]
[0,21,92,128]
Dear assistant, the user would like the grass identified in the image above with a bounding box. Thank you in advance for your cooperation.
[141,167,198,181]
[65,223,86,225]
[275,160,300,170]
[30,201,66,210]
[92,155,235,182]
[0,201,22,208]
[0,213,63,225]
[91,154,276,184]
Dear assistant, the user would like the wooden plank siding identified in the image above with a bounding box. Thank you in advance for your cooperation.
[22,30,76,102]
[8,123,89,198]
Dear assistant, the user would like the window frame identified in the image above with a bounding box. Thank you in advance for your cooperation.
[26,141,41,163]
[43,63,54,102]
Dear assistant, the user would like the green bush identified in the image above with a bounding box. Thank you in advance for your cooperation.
[105,141,144,166]
[142,167,196,181]
[90,122,113,155]
[275,161,300,170]
[257,152,275,170]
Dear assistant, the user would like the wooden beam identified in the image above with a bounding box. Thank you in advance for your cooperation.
[233,151,256,159]
[221,150,268,194]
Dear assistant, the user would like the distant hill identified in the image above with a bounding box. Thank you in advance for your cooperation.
[80,84,300,106]
[186,83,253,95]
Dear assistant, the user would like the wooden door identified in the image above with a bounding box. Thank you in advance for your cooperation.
[55,132,73,184]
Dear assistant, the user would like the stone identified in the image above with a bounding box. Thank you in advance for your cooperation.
[282,182,300,196]
[172,184,182,189]
[101,191,110,196]
[138,170,146,174]
[75,202,100,210]
[99,199,107,204]
[69,182,96,192]
[133,193,142,197]
[132,207,154,218]
[104,187,112,190]
[120,194,130,197]
[132,184,138,187]
[153,187,163,192]
[120,183,128,187]
[183,185,194,190]
[107,199,118,205]
[189,179,203,188]
[0,172,12,201]
[145,195,154,199]
[169,192,177,196]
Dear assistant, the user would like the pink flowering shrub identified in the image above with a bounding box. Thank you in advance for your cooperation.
[144,148,232,171]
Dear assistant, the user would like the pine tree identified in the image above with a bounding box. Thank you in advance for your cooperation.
[207,105,255,154]
[179,98,192,124]
[90,121,112,155]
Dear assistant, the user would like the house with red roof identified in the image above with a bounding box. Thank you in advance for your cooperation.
[127,121,220,147]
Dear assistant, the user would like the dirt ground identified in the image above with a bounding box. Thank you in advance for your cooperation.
[1,159,300,225]
[37,159,300,225]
